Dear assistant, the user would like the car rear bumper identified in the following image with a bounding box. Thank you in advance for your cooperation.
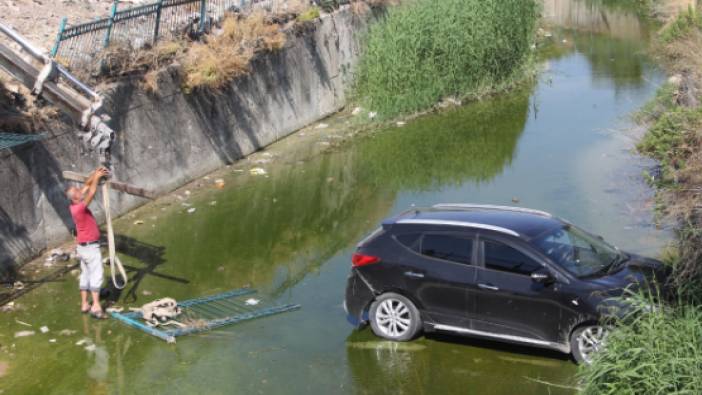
[345,269,375,327]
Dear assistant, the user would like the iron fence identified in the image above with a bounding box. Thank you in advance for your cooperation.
[50,0,312,70]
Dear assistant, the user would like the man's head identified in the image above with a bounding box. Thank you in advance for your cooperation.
[66,186,83,204]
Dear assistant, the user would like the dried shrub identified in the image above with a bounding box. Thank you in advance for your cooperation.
[181,12,285,92]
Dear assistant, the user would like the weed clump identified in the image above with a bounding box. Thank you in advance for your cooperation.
[578,294,702,394]
[353,0,538,119]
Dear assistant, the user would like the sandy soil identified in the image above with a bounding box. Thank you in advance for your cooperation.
[0,0,116,50]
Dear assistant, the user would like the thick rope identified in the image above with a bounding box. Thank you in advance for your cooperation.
[102,181,127,289]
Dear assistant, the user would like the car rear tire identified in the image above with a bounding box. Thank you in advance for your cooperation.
[369,293,422,341]
[571,324,609,364]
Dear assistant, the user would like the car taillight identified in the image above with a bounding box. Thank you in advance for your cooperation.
[352,253,380,267]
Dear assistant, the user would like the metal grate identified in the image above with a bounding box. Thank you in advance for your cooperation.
[110,288,301,343]
[0,132,46,150]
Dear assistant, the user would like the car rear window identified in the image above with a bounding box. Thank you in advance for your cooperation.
[420,234,473,265]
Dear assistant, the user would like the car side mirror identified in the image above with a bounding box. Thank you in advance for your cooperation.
[531,269,555,285]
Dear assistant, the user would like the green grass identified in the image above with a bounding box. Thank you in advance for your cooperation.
[353,0,539,119]
[578,294,702,395]
[660,6,702,43]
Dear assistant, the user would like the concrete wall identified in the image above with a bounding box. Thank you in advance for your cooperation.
[0,7,369,274]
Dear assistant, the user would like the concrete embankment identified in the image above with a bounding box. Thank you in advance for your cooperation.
[0,7,369,271]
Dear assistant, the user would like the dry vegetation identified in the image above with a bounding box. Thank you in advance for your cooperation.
[182,11,286,92]
[0,76,58,134]
[636,6,702,295]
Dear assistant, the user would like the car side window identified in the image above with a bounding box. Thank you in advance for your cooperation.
[420,234,473,265]
[483,240,541,276]
[395,233,421,252]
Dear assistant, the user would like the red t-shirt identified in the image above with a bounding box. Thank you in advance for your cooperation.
[70,202,100,243]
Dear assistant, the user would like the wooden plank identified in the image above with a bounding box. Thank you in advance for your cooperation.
[62,171,157,199]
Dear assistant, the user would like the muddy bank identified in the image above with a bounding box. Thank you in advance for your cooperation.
[0,6,370,272]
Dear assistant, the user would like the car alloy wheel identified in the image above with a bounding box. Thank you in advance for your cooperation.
[369,293,422,341]
[375,298,411,338]
[573,325,609,364]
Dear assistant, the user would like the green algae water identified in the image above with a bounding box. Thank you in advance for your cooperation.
[0,1,671,394]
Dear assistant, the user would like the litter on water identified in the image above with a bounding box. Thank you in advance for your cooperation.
[110,288,300,343]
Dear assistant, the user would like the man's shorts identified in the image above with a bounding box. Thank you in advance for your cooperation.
[76,244,103,292]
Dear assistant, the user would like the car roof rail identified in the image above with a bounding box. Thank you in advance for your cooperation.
[395,219,520,237]
[431,203,552,218]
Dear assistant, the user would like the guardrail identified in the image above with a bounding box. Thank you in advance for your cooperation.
[51,0,299,70]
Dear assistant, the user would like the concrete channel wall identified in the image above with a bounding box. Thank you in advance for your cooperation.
[0,7,369,272]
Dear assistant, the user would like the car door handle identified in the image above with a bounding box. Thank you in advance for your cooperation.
[404,271,425,279]
[478,283,499,291]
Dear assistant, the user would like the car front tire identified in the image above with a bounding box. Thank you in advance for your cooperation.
[369,292,422,341]
[571,324,609,364]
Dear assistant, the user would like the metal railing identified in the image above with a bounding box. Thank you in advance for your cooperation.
[50,0,295,70]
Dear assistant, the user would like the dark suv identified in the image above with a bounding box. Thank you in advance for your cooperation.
[344,204,668,364]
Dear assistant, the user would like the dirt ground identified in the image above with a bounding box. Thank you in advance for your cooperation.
[0,0,120,50]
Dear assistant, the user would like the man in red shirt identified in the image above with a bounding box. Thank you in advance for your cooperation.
[66,166,110,318]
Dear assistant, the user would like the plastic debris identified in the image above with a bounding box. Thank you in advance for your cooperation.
[512,197,521,203]
[15,319,31,327]
[142,290,153,296]
[396,121,406,127]
[245,298,260,306]
[59,329,77,336]
[187,208,197,214]
[75,339,89,346]
[14,331,34,338]
[84,344,96,352]
[13,281,24,290]
[106,306,124,313]
[184,190,191,196]
[250,168,267,176]
[133,220,144,225]
[368,111,378,119]
[49,339,57,343]
[1,301,15,312]
[209,201,217,206]
[39,326,49,334]
[214,179,225,189]
[352,107,362,115]
[315,123,329,129]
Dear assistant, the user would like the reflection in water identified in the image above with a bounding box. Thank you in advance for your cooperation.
[346,331,575,395]
[542,0,651,41]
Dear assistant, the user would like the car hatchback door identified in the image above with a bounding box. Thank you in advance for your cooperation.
[473,235,563,342]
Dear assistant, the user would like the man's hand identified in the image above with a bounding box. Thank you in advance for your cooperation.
[95,167,110,182]
[82,167,111,206]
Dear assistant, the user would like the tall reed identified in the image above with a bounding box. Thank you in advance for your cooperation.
[578,293,702,395]
[353,0,539,119]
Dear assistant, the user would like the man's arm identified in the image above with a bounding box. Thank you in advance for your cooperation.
[82,167,109,206]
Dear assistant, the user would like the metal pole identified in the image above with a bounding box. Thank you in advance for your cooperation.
[0,21,47,61]
[104,1,118,48]
[153,0,164,43]
[50,17,67,58]
[199,0,207,33]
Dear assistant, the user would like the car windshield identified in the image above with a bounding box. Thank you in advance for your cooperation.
[532,224,624,278]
